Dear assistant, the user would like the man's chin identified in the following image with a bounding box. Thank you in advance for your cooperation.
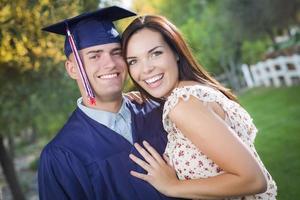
[95,89,123,101]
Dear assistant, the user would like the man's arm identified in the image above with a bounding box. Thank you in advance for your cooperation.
[38,146,95,200]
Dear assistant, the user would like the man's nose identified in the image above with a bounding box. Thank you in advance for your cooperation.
[101,52,116,69]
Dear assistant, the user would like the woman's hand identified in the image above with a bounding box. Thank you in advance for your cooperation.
[124,91,144,104]
[129,141,180,197]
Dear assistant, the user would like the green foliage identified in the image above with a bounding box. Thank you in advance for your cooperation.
[132,0,224,74]
[0,0,83,138]
[221,0,300,43]
[99,0,122,8]
[29,158,39,171]
[0,0,83,70]
[79,0,99,12]
[151,0,205,25]
[179,3,226,74]
[0,0,123,139]
[131,0,298,90]
[31,65,79,137]
[239,86,300,200]
[242,39,270,64]
[277,32,300,50]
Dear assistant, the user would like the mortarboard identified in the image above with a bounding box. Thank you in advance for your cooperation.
[42,6,136,57]
[42,6,136,105]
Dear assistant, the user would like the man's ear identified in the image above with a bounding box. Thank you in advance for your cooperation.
[65,59,78,79]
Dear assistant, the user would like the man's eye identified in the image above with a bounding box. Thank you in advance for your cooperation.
[112,50,122,56]
[89,55,98,60]
[127,60,137,66]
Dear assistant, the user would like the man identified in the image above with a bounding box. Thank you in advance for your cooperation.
[38,6,179,200]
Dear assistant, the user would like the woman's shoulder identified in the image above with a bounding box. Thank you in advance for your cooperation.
[168,81,221,102]
[164,82,217,117]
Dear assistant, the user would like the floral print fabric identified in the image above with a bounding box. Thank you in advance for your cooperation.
[163,85,277,200]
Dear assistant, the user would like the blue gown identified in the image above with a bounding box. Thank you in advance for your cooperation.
[38,100,182,200]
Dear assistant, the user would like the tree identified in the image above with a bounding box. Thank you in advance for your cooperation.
[0,0,128,198]
[0,0,84,198]
[130,0,298,90]
[131,0,244,88]
[222,0,300,47]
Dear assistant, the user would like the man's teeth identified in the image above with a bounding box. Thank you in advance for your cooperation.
[145,74,163,84]
[100,73,118,79]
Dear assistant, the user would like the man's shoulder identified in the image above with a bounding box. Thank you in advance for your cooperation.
[41,108,90,151]
[125,98,163,115]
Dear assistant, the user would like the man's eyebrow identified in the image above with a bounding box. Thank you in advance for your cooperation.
[85,49,103,55]
[126,46,163,59]
[111,47,122,52]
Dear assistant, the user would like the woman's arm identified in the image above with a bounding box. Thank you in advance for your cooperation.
[130,96,267,199]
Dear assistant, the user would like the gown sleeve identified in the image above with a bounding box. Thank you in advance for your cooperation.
[38,145,95,200]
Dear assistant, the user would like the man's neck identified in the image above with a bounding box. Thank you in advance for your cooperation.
[82,96,123,113]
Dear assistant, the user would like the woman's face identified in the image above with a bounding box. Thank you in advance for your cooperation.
[126,28,179,99]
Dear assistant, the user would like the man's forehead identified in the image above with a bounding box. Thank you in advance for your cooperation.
[82,42,121,53]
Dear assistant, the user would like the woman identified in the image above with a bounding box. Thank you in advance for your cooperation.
[122,15,277,199]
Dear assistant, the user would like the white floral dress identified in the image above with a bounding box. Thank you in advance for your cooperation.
[163,85,277,200]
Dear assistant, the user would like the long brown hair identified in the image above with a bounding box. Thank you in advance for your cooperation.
[122,15,237,102]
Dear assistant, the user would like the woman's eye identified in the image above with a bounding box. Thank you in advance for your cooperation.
[127,60,137,66]
[151,51,162,58]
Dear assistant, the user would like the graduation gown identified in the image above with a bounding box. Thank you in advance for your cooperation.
[38,100,180,200]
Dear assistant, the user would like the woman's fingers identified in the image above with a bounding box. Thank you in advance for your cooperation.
[134,143,158,167]
[129,153,152,172]
[163,154,172,165]
[124,91,144,104]
[130,170,150,182]
[142,141,165,164]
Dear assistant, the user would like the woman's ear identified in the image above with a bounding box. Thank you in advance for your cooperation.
[175,53,179,61]
[65,59,78,79]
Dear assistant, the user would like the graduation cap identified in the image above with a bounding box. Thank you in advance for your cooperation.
[42,6,136,105]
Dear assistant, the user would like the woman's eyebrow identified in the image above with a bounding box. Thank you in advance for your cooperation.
[126,46,163,59]
[148,46,163,54]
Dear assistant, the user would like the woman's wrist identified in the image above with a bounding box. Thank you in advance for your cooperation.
[165,179,184,197]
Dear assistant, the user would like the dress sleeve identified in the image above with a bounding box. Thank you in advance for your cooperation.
[38,146,95,200]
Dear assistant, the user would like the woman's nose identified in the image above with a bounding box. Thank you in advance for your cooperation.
[141,59,154,74]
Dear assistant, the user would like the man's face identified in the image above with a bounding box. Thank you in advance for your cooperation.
[74,42,127,102]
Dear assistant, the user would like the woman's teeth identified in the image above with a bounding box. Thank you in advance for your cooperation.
[145,74,163,84]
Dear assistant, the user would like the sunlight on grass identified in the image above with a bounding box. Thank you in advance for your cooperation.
[239,86,300,200]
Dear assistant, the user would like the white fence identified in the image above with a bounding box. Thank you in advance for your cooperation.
[242,54,300,88]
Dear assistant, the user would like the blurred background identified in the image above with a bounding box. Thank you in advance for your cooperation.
[0,0,299,199]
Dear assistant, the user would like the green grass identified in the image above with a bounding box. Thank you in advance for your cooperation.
[239,86,300,200]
